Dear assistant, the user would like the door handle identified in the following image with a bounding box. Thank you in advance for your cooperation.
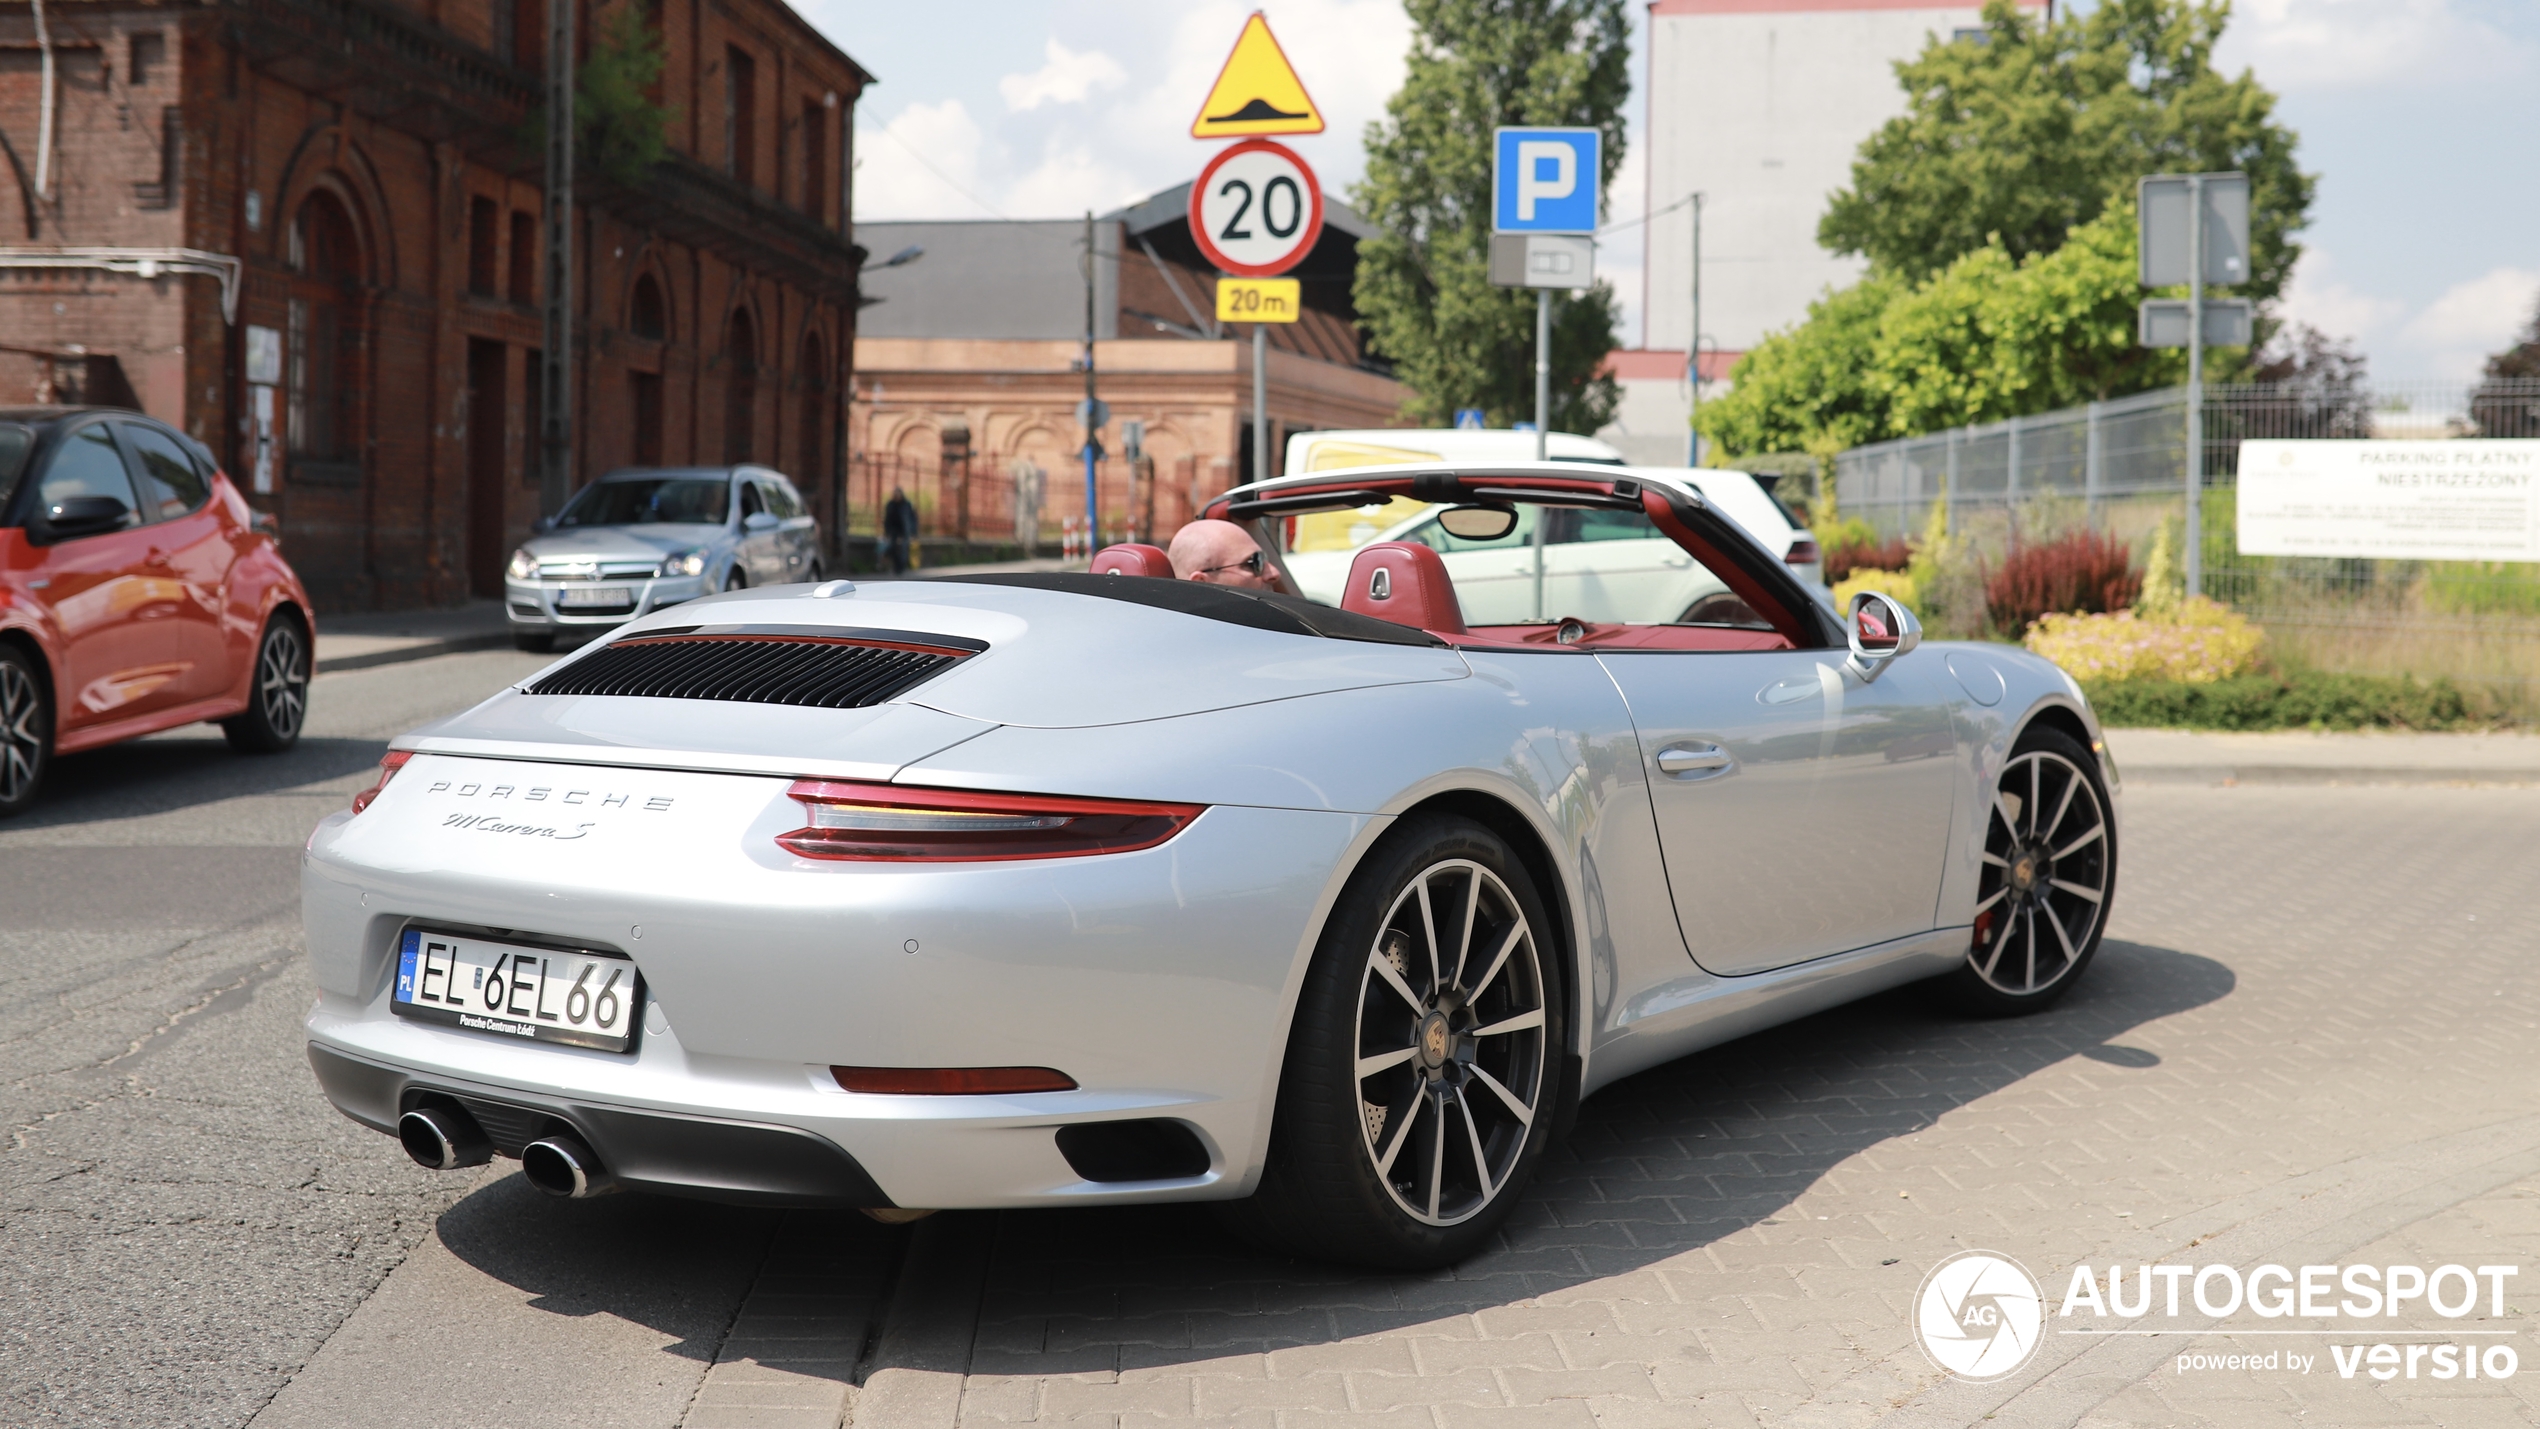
[1655,742,1734,778]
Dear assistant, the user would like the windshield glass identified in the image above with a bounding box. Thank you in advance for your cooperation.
[558,477,729,527]
[1283,498,1766,628]
[0,425,31,514]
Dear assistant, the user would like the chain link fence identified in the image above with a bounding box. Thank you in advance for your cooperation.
[1830,378,2540,701]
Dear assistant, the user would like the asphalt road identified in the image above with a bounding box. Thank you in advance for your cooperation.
[3,649,2535,1428]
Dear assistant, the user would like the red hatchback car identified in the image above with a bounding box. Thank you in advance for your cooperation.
[0,406,314,817]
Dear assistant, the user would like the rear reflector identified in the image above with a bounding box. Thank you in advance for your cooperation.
[779,780,1202,861]
[1783,538,1822,566]
[352,750,414,814]
[832,1066,1078,1095]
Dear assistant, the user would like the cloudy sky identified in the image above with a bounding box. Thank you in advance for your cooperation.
[800,0,2540,381]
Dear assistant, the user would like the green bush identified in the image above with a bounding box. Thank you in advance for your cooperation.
[2083,670,2484,731]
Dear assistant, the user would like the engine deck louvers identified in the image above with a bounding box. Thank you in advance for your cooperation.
[525,625,986,709]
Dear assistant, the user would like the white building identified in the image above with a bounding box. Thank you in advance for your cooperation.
[1599,0,2044,466]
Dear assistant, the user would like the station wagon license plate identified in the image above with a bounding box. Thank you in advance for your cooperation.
[392,928,642,1052]
[558,585,633,607]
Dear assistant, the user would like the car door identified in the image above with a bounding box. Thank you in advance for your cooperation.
[1538,507,1723,625]
[762,476,816,582]
[733,477,781,584]
[23,422,187,730]
[1599,644,1959,976]
[116,420,236,704]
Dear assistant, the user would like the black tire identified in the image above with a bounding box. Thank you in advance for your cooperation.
[220,612,310,754]
[1220,815,1566,1268]
[723,568,747,592]
[0,643,52,818]
[1940,724,2116,1015]
[513,630,555,653]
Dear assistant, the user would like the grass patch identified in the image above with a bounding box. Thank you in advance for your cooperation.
[2085,669,2491,731]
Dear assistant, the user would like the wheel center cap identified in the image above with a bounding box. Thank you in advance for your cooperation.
[1416,1012,1454,1070]
[2010,851,2040,893]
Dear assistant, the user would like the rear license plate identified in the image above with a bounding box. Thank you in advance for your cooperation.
[392,928,641,1052]
[558,585,633,607]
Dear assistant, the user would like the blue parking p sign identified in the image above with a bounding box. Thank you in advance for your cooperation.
[1493,128,1599,234]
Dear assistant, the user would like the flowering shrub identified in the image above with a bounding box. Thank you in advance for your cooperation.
[1831,567,1921,619]
[1985,529,2140,633]
[2023,596,2265,684]
[1824,534,1913,584]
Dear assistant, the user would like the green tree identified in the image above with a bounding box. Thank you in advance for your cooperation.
[1700,204,2191,455]
[1820,0,2311,302]
[1352,0,1630,432]
[522,0,672,191]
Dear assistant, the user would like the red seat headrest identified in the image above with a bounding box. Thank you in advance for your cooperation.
[1089,543,1174,578]
[1340,542,1466,635]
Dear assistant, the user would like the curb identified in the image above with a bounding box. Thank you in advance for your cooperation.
[313,631,514,675]
[2126,764,2540,788]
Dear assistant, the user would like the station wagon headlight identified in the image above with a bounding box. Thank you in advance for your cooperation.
[660,549,706,578]
[506,548,537,581]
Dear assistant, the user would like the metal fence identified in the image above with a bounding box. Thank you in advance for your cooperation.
[1830,378,2540,695]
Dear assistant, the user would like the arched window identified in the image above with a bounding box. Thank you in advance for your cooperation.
[797,329,827,479]
[629,273,666,340]
[723,307,757,464]
[287,190,362,463]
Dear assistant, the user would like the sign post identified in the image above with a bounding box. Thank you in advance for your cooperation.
[1491,126,1599,619]
[2139,171,2250,599]
[1189,17,1326,491]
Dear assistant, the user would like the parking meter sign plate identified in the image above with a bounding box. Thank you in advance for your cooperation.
[1191,139,1324,277]
[1494,127,1600,234]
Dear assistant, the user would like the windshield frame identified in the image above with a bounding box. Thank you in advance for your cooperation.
[0,423,34,520]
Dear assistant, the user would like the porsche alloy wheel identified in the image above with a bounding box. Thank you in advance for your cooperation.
[1225,816,1564,1268]
[0,646,50,817]
[1354,859,1548,1227]
[222,615,310,754]
[1953,727,2113,1011]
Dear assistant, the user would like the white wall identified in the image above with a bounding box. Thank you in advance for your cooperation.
[1641,3,2016,356]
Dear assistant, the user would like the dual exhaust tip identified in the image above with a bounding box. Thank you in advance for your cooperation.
[397,1106,619,1199]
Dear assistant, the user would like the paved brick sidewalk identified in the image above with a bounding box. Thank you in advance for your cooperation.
[825,783,2540,1429]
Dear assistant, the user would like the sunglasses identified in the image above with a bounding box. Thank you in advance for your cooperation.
[1197,551,1268,578]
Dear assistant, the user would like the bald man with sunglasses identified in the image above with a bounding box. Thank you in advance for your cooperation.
[1167,518,1283,590]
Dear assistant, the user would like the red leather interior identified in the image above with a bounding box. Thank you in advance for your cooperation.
[1089,543,1174,578]
[1341,542,1467,635]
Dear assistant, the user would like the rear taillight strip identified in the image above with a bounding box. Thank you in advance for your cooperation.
[778,780,1203,862]
[351,750,413,814]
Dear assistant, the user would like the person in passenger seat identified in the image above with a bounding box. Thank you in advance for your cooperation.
[1167,519,1278,590]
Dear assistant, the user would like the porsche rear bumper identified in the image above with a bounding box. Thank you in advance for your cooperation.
[300,765,1374,1209]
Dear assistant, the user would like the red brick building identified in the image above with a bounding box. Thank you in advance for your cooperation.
[0,0,867,610]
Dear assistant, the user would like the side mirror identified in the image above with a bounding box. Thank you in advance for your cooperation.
[743,511,779,533]
[531,514,556,535]
[1845,590,1922,683]
[39,494,132,542]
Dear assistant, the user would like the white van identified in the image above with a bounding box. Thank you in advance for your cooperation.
[1280,429,1822,590]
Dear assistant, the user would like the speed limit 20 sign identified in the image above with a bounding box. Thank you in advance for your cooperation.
[1190,139,1324,277]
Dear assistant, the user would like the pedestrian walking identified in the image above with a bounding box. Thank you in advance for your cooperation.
[883,486,918,575]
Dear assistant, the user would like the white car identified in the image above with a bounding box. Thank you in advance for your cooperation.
[1285,465,1822,625]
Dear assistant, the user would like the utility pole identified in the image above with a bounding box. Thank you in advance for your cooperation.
[1686,192,1702,467]
[2184,173,2205,600]
[1253,326,1268,486]
[539,0,575,518]
[1082,210,1099,556]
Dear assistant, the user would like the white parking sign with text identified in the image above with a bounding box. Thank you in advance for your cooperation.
[2237,439,2540,563]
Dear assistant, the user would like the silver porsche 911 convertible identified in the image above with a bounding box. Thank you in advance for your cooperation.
[302,463,2117,1267]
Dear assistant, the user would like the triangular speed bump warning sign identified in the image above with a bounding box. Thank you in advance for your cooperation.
[1191,13,1323,138]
